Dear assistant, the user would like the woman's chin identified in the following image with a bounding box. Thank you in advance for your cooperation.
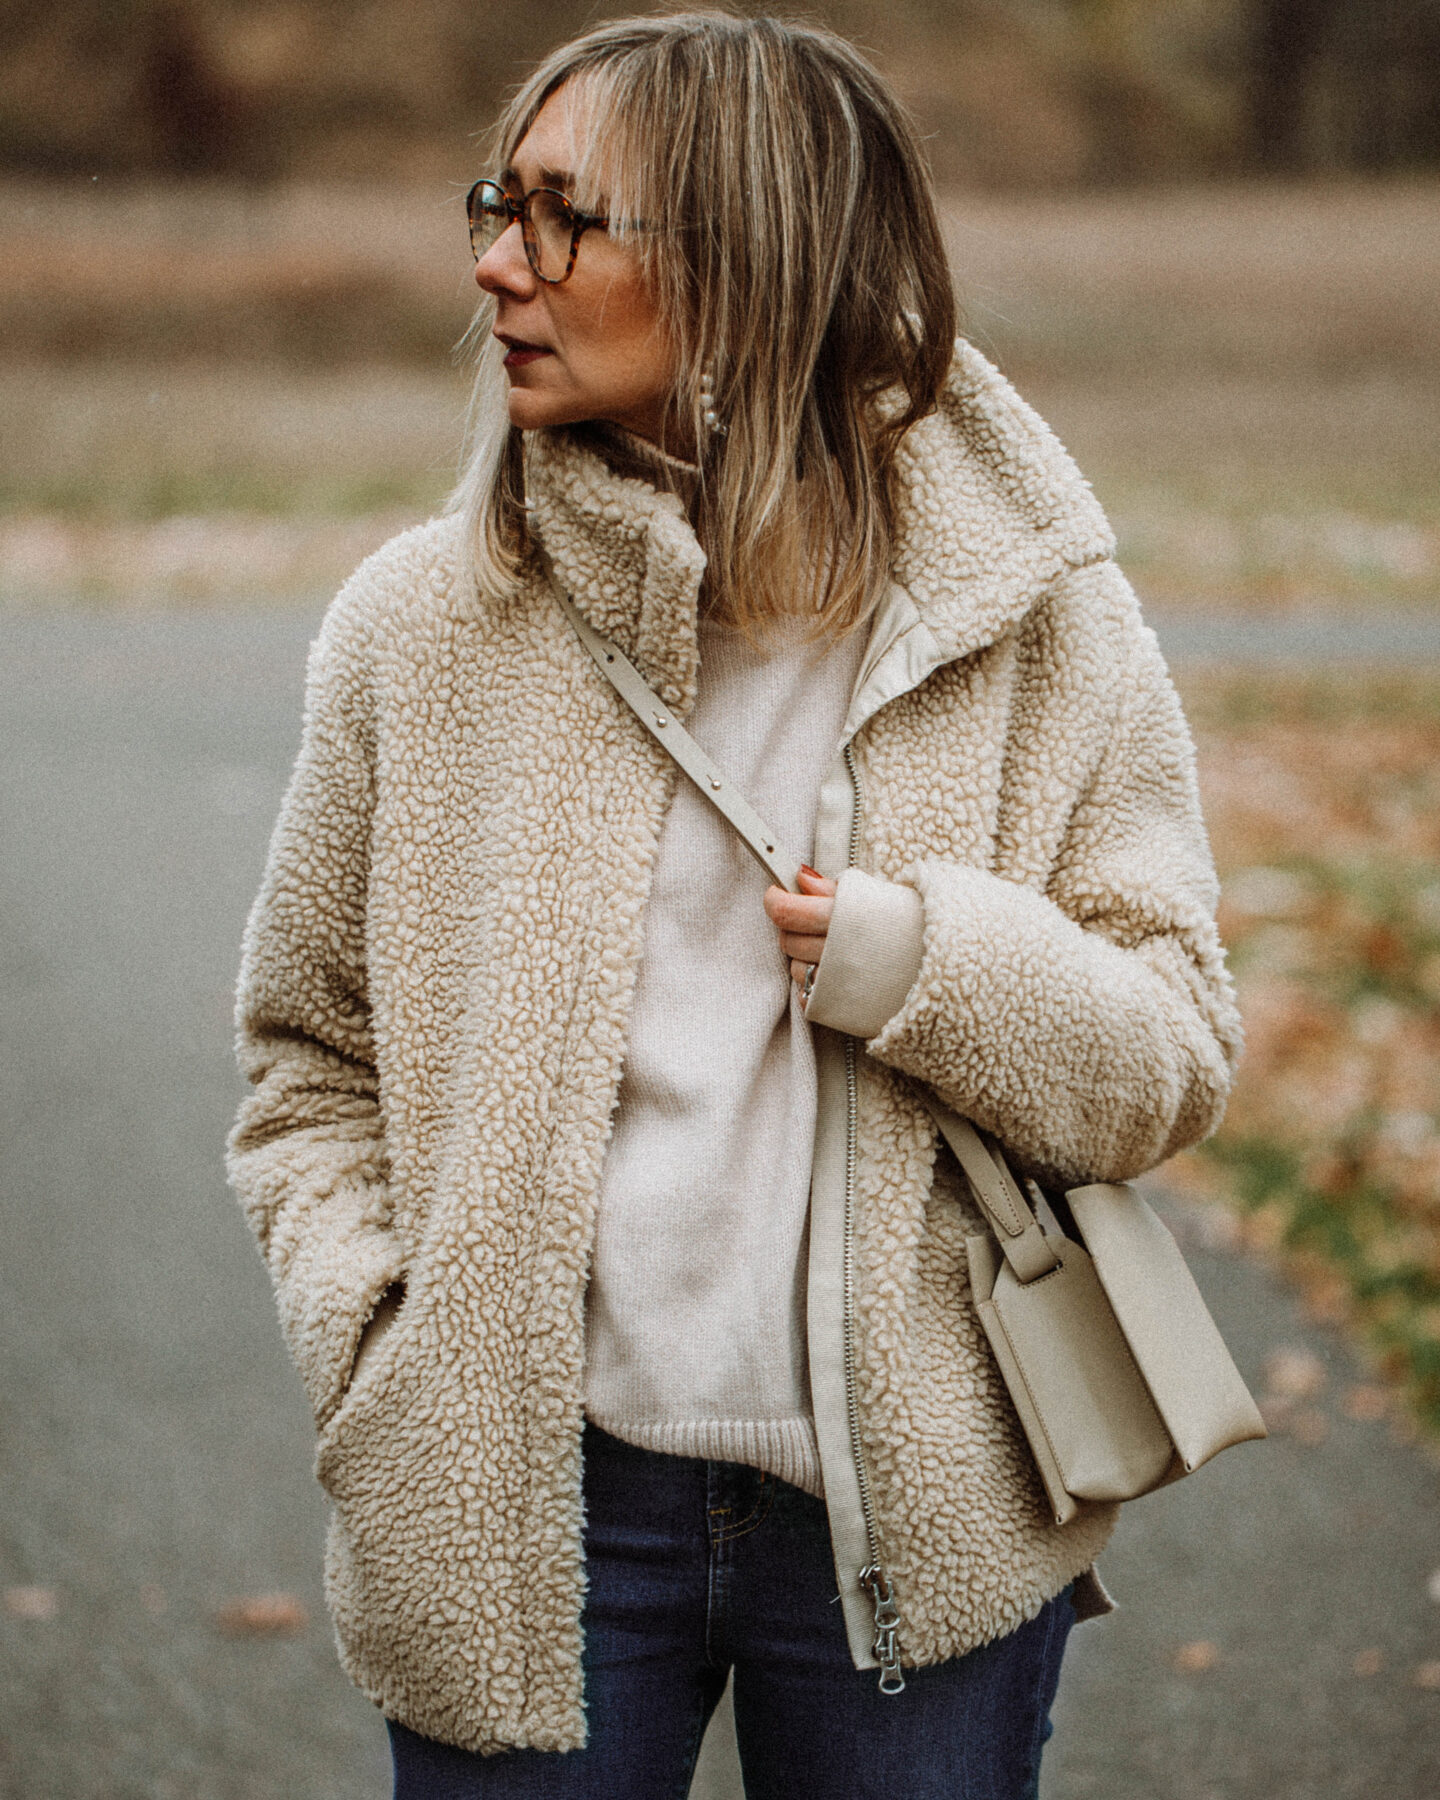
[505,384,584,433]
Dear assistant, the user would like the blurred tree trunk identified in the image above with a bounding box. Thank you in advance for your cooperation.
[1348,0,1440,171]
[1249,0,1338,170]
[140,0,238,175]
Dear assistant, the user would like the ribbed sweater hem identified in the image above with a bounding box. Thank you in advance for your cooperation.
[584,1408,824,1500]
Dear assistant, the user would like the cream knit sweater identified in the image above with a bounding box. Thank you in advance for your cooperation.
[584,613,866,1495]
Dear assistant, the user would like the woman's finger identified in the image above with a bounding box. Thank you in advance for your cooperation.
[796,865,838,898]
[764,887,834,933]
[781,933,829,964]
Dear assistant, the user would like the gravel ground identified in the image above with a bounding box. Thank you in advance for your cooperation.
[2,605,1437,1799]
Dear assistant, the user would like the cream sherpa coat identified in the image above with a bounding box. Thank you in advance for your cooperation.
[229,341,1241,1753]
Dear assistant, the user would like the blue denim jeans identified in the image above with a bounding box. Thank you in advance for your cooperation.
[389,1425,1074,1799]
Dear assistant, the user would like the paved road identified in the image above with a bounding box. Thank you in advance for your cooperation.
[1152,609,1440,664]
[2,605,1438,1800]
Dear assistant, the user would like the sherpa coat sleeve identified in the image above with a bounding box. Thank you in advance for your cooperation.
[226,584,405,1430]
[859,563,1242,1189]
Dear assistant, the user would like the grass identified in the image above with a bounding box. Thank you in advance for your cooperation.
[0,176,477,366]
[1173,669,1440,1437]
[943,181,1440,613]
[0,361,466,520]
[0,360,467,602]
[1035,375,1440,613]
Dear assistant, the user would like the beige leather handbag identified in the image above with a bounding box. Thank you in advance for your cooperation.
[552,573,1267,1525]
[924,1102,1266,1523]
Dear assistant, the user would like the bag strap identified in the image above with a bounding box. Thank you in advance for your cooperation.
[547,558,806,895]
[547,564,1060,1284]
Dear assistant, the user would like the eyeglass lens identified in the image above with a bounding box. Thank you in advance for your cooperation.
[469,182,577,282]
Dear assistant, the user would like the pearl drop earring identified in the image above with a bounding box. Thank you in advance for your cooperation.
[699,364,727,439]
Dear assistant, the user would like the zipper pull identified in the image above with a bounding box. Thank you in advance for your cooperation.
[858,1564,906,1695]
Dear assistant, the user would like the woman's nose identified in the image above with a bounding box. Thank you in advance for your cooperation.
[474,221,535,297]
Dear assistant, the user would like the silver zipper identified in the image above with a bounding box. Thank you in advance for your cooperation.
[840,741,907,1696]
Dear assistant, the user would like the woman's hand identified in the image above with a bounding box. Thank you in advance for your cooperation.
[764,865,838,1006]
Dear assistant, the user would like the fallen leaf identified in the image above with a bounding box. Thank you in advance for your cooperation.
[1299,1275,1350,1328]
[1341,1384,1390,1422]
[1289,1244,1354,1322]
[3,1585,57,1621]
[1413,1661,1440,1691]
[1192,1207,1243,1253]
[1224,866,1313,920]
[1352,1648,1383,1677]
[1173,1640,1221,1673]
[1240,1211,1287,1254]
[215,1592,308,1637]
[1257,1395,1295,1433]
[1263,1347,1327,1400]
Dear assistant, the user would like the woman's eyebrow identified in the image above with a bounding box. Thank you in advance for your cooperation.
[501,163,579,191]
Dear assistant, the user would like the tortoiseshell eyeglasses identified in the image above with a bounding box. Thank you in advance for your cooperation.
[466,178,611,285]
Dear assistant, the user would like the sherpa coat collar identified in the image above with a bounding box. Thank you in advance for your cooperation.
[229,341,1240,1753]
[525,340,1116,712]
[524,427,707,715]
[890,342,1114,661]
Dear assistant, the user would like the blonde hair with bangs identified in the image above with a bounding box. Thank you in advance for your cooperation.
[452,10,957,638]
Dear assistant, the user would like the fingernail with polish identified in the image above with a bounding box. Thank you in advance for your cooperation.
[800,864,822,880]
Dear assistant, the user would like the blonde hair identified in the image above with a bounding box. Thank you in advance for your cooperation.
[451,10,956,637]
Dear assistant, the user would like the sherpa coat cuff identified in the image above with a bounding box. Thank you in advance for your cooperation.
[866,857,1236,1188]
[804,868,925,1039]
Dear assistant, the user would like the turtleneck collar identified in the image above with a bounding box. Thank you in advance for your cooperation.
[523,426,709,718]
[576,421,704,512]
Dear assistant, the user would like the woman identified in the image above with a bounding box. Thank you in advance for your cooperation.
[229,12,1240,1796]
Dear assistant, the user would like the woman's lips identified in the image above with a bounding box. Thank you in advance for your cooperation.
[500,339,551,368]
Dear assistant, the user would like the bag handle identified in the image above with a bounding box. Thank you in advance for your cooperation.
[924,1109,1061,1282]
[548,565,1061,1285]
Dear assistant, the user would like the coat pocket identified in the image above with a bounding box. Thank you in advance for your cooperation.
[345,1281,405,1395]
[314,1284,414,1498]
